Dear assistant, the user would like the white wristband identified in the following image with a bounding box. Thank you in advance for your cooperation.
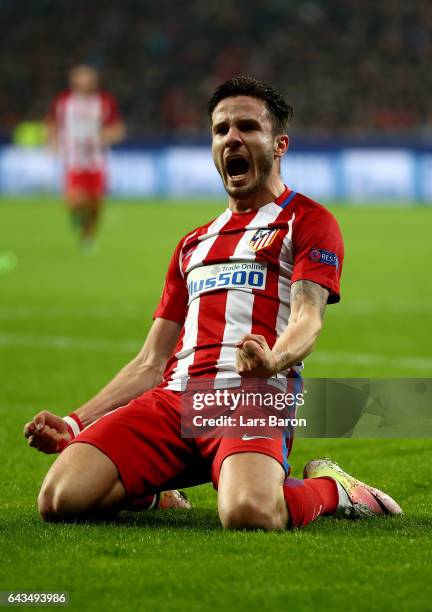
[63,415,81,438]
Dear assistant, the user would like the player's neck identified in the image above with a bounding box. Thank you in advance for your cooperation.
[228,176,286,213]
[72,89,98,96]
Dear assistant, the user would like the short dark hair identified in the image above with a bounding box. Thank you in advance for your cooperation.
[208,76,293,134]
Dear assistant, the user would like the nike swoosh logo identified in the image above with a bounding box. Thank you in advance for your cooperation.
[241,434,273,441]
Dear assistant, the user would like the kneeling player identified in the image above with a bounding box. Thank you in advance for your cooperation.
[26,77,402,528]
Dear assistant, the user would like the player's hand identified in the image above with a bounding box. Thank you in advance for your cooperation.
[23,411,72,454]
[235,334,282,377]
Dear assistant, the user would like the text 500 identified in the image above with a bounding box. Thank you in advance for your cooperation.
[188,270,265,297]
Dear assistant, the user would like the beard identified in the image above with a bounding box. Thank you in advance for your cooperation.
[220,147,275,199]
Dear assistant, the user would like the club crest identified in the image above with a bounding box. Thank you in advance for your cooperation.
[249,228,280,252]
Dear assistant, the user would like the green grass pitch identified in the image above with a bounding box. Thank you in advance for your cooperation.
[0,197,431,611]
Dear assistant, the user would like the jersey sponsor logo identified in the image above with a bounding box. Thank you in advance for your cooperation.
[187,261,267,301]
[249,228,280,252]
[309,247,339,268]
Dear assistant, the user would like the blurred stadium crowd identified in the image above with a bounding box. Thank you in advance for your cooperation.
[1,0,431,139]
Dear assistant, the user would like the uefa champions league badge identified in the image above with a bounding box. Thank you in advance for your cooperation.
[309,247,339,269]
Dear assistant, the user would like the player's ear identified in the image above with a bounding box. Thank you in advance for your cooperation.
[274,134,289,158]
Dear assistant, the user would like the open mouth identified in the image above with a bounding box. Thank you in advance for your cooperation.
[226,156,250,177]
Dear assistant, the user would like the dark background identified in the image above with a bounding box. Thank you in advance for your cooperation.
[1,0,431,141]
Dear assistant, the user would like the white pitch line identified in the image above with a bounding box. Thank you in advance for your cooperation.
[0,305,145,320]
[0,333,141,353]
[0,332,431,371]
[312,351,432,371]
[334,302,432,315]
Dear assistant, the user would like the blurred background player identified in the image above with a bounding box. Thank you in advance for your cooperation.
[46,65,125,251]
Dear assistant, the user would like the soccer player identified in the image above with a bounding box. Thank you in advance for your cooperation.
[25,77,402,528]
[47,65,125,251]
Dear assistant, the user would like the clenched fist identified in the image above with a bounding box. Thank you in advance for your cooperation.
[235,334,283,377]
[24,411,72,454]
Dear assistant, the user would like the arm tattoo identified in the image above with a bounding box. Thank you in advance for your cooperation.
[290,280,329,321]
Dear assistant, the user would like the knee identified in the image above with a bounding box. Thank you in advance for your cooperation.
[38,480,81,522]
[219,494,285,531]
[37,481,58,522]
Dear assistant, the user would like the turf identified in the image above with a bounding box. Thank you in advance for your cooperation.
[0,197,431,611]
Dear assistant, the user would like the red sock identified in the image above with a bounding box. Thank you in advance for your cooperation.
[283,477,339,528]
[125,493,158,512]
[141,494,159,510]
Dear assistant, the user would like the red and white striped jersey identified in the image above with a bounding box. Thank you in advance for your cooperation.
[154,187,344,390]
[47,90,120,170]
